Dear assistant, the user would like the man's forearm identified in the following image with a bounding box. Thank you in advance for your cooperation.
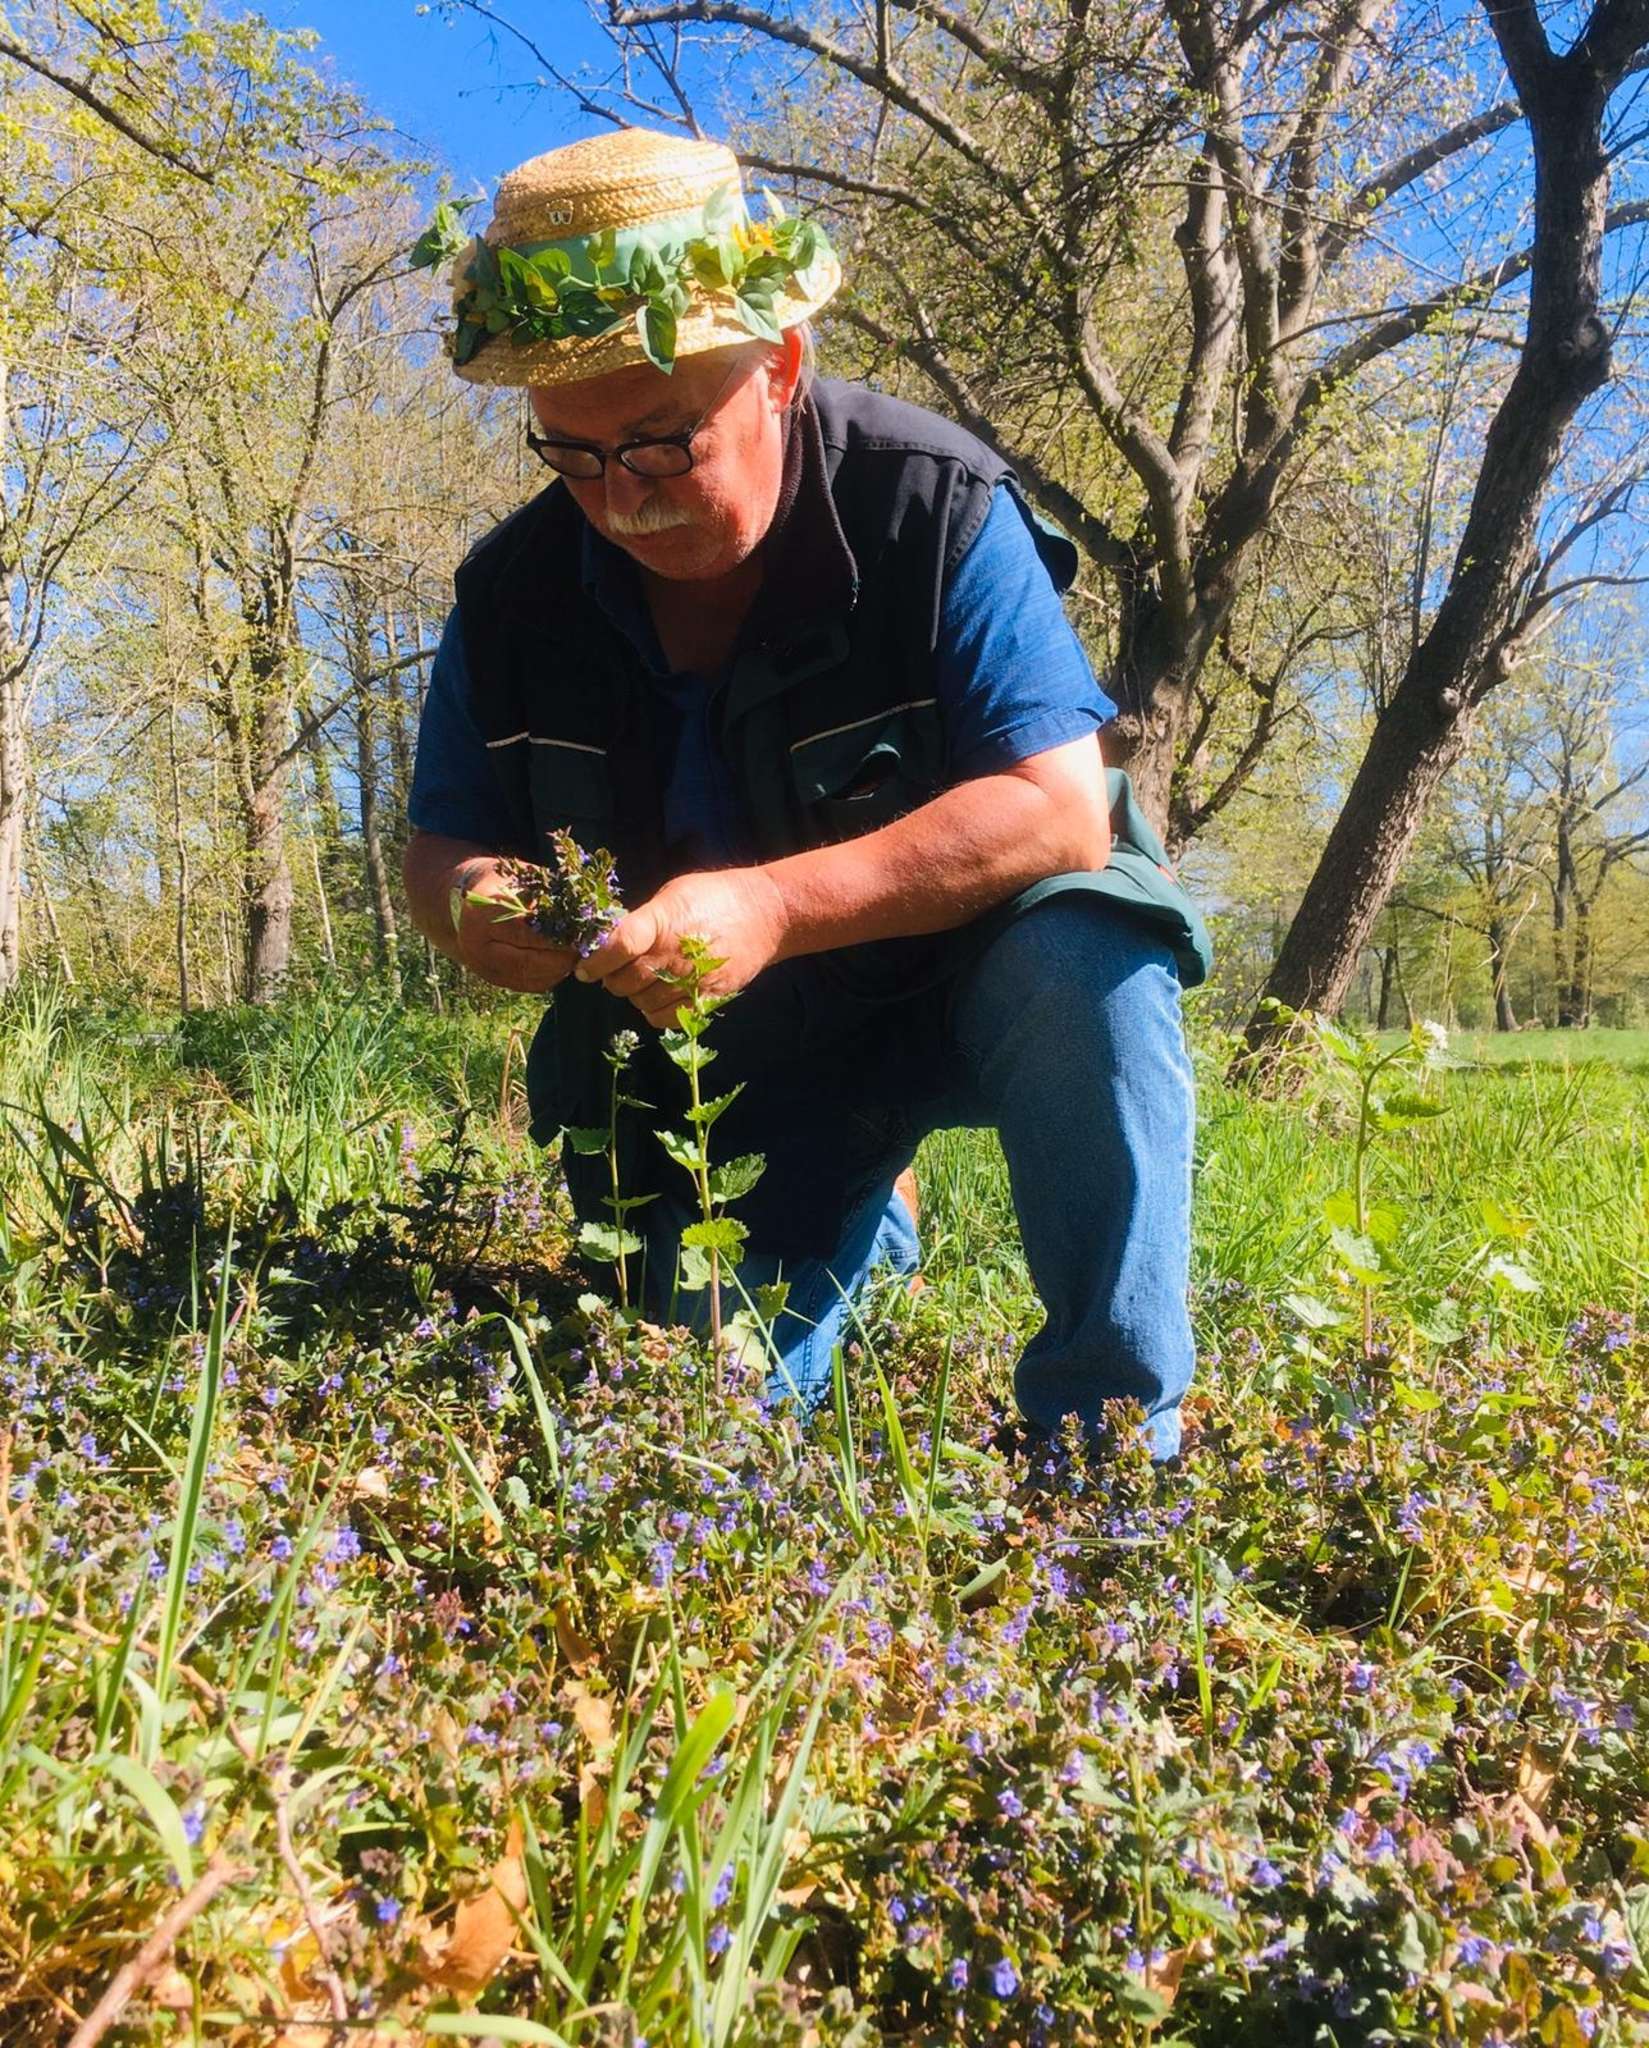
[764,764,1107,963]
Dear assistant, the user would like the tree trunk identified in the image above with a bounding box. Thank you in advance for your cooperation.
[356,687,401,996]
[1553,811,1578,1026]
[1376,944,1398,1030]
[1569,902,1594,1028]
[1486,915,1518,1031]
[168,702,192,1012]
[0,584,22,998]
[243,759,293,1003]
[242,674,295,1004]
[1244,16,1622,1061]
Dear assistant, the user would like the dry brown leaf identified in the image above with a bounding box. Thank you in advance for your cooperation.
[776,1822,816,1907]
[430,1708,464,1764]
[1505,1565,1562,1600]
[580,1761,608,1829]
[416,1818,528,1995]
[565,1680,615,1753]
[1145,1935,1212,2008]
[351,1466,390,1501]
[1502,1789,1557,1849]
[1514,1745,1558,1817]
[554,1600,598,1674]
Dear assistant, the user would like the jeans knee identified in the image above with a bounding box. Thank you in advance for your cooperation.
[953,895,1189,1078]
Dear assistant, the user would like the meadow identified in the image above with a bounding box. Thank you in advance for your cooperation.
[0,986,1646,2045]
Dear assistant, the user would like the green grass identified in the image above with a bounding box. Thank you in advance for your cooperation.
[1389,1026,1649,1071]
[1,993,1647,2045]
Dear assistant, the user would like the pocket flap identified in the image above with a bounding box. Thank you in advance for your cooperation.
[529,739,612,823]
[789,703,941,804]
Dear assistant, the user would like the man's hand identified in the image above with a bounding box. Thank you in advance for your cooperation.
[451,857,581,994]
[403,833,578,995]
[574,868,789,1027]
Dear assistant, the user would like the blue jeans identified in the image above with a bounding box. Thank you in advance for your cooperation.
[635,895,1196,1460]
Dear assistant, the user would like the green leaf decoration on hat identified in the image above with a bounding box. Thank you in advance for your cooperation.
[408,194,480,272]
[409,191,836,374]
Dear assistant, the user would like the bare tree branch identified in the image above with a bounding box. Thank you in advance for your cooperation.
[0,27,216,181]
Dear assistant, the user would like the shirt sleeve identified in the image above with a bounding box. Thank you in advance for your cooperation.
[935,484,1117,780]
[407,606,513,844]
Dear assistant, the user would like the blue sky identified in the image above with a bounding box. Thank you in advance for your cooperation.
[270,0,633,190]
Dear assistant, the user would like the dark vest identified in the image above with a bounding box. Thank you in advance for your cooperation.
[452,378,1211,1257]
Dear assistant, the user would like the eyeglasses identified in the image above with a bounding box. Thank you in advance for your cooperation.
[525,357,749,480]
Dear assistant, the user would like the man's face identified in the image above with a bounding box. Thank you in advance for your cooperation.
[527,339,797,583]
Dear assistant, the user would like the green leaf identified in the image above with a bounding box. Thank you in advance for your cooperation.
[733,289,783,343]
[1480,1196,1535,1242]
[579,1221,643,1261]
[686,1086,744,1129]
[562,1125,611,1157]
[709,1153,764,1202]
[1328,1224,1382,1282]
[102,1753,195,1886]
[752,1281,790,1322]
[1392,1380,1444,1412]
[558,285,619,337]
[702,183,739,235]
[760,185,788,221]
[1484,1254,1540,1295]
[690,235,740,289]
[656,1128,707,1174]
[1372,1089,1446,1129]
[679,1241,714,1291]
[1283,1292,1343,1330]
[681,1217,748,1258]
[1412,1296,1466,1345]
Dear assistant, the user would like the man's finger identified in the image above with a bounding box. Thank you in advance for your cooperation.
[602,960,663,1000]
[577,906,655,983]
[633,984,682,1027]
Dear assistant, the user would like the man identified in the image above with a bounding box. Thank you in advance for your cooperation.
[405,127,1209,1460]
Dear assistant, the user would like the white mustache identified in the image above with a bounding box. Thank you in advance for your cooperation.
[603,498,693,537]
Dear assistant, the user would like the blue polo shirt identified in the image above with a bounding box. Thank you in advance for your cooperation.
[410,483,1116,863]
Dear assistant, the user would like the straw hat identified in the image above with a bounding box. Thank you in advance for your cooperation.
[424,127,842,389]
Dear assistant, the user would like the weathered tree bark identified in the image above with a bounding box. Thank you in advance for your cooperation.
[242,687,295,1004]
[167,702,192,1013]
[1246,0,1648,1057]
[1486,914,1519,1031]
[1569,902,1595,1026]
[0,573,22,997]
[0,351,21,995]
[1376,944,1397,1030]
[356,687,401,995]
[1552,806,1579,1025]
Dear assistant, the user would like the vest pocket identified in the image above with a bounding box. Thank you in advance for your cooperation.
[788,702,943,844]
[528,739,613,840]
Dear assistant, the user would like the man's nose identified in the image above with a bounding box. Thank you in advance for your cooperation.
[602,461,652,519]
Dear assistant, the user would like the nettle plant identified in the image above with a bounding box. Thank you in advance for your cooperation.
[652,935,771,1376]
[480,838,772,1374]
[411,185,836,372]
[1271,1011,1544,1402]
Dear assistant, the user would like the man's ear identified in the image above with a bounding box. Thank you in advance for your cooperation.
[767,328,805,411]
